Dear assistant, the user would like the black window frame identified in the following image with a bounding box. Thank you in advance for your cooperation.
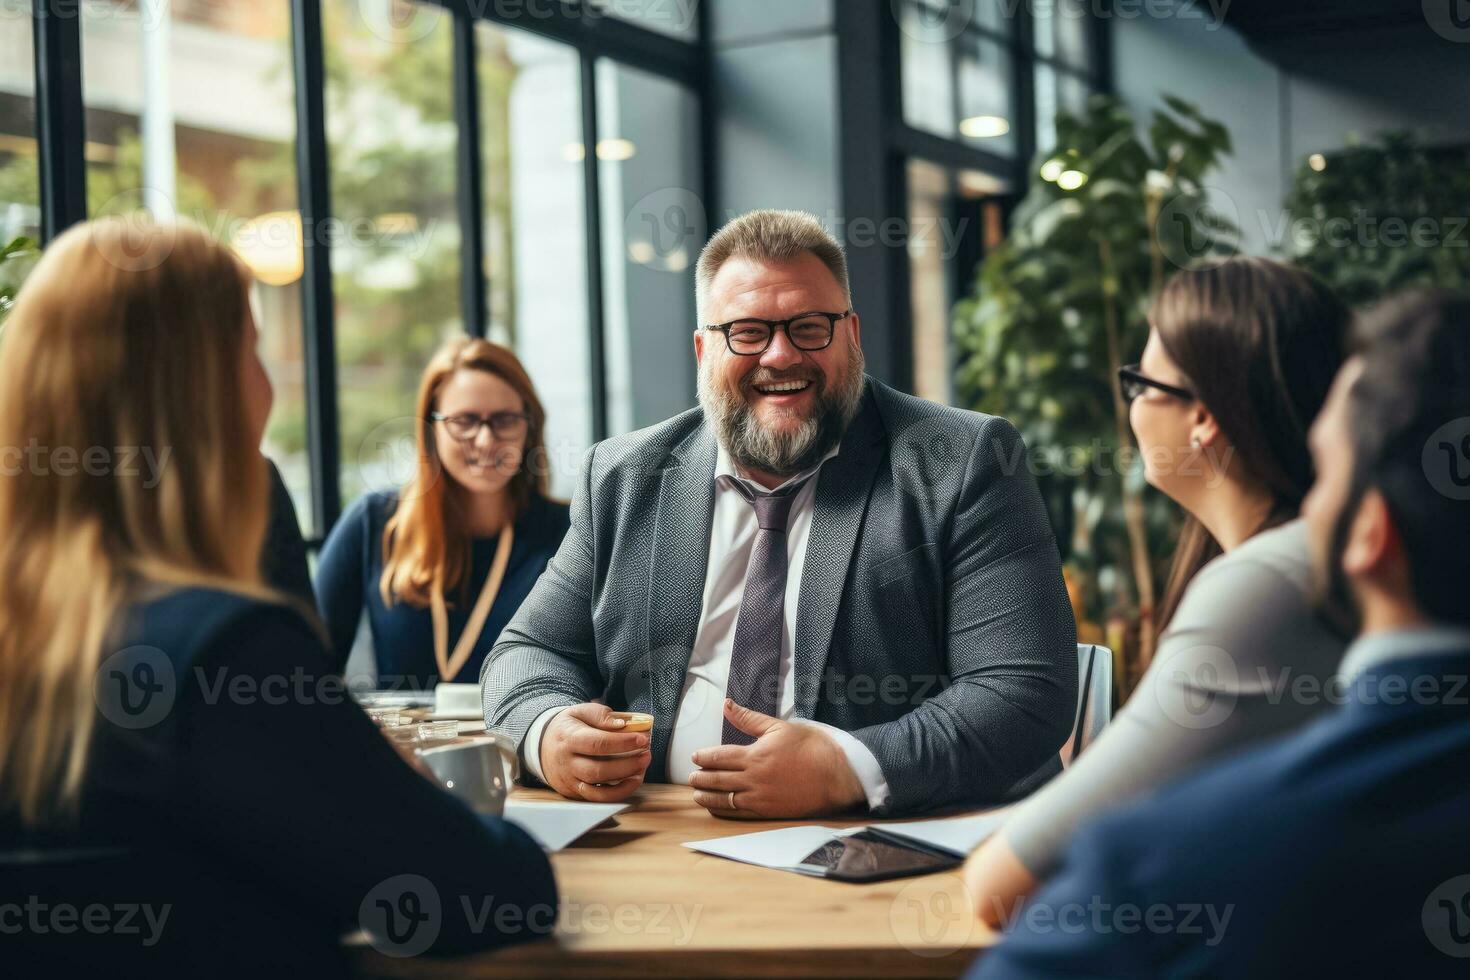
[876,0,1114,395]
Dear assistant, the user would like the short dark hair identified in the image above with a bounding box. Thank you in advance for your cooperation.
[1337,290,1470,627]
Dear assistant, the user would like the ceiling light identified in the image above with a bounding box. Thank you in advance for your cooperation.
[959,115,1010,139]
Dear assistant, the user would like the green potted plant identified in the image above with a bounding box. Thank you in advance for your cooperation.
[0,235,41,324]
[953,95,1237,688]
[1282,131,1470,307]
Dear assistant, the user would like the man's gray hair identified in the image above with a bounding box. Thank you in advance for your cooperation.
[694,209,851,324]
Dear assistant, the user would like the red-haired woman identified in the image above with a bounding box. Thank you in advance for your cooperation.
[316,337,570,687]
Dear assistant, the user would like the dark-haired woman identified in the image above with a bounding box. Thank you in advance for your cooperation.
[964,257,1352,925]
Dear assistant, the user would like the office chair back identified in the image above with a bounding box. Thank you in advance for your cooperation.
[1060,643,1115,767]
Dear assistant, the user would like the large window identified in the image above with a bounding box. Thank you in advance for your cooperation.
[78,0,313,528]
[895,0,1106,401]
[907,160,1014,404]
[323,0,462,509]
[18,0,705,536]
[478,22,590,498]
[590,0,699,41]
[900,3,1018,157]
[1032,0,1102,151]
[17,0,705,537]
[597,60,701,436]
[0,11,41,290]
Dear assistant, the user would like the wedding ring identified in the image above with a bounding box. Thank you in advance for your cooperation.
[728,790,738,811]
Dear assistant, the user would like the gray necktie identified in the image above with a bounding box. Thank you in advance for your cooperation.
[722,474,811,745]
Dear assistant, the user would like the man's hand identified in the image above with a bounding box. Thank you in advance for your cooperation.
[688,699,866,818]
[540,703,652,802]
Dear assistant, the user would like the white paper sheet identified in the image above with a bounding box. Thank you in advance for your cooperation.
[683,825,867,873]
[867,810,1007,857]
[503,801,629,852]
[683,809,1007,875]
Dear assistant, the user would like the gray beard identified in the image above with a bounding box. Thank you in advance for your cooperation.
[697,342,866,477]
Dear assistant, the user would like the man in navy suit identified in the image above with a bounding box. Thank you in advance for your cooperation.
[972,290,1470,978]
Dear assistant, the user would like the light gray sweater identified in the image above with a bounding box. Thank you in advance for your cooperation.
[1004,519,1348,877]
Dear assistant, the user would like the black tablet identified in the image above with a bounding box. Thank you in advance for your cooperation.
[796,830,962,883]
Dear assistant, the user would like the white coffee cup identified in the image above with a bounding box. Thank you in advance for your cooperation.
[416,734,518,816]
[433,682,482,719]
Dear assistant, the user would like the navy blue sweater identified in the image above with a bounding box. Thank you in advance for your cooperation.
[315,491,570,687]
[973,643,1470,978]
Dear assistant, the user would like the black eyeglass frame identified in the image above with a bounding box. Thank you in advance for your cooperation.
[428,411,533,442]
[1117,364,1195,403]
[702,309,853,356]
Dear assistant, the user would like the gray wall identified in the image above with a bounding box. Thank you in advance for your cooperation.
[1113,5,1470,255]
[709,0,842,221]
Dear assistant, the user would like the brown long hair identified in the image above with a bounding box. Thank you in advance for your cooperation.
[1151,257,1349,635]
[378,337,548,608]
[0,217,272,825]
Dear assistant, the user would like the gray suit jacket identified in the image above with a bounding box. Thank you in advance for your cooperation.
[481,377,1077,813]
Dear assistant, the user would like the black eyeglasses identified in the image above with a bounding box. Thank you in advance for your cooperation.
[703,310,852,356]
[429,411,531,442]
[1118,364,1195,403]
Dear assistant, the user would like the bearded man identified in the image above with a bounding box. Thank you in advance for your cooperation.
[481,209,1077,817]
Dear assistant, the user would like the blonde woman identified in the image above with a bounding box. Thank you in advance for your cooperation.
[315,338,569,688]
[0,218,555,972]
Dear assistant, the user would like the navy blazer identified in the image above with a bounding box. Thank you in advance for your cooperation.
[1,588,556,975]
[973,640,1470,978]
[262,458,314,606]
[483,377,1078,812]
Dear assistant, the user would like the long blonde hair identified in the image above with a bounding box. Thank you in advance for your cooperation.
[379,337,548,608]
[0,216,271,825]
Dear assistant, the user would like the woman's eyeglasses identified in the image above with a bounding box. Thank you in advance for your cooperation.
[1118,364,1195,403]
[430,411,531,442]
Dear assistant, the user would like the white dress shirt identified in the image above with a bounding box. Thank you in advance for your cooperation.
[523,443,891,810]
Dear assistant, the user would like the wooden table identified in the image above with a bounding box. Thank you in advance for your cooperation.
[352,784,997,978]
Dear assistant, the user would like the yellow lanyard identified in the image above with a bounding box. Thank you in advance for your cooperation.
[429,525,514,682]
